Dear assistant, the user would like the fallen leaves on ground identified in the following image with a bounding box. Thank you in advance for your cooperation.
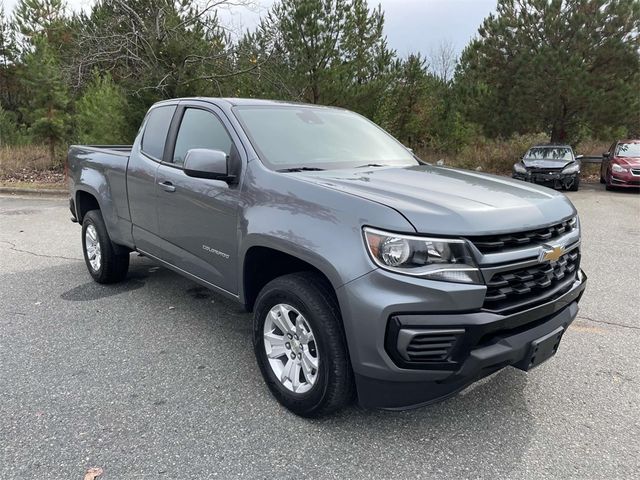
[0,167,65,185]
[84,467,104,480]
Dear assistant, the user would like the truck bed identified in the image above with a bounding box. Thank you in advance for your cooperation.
[71,145,133,155]
[67,144,134,247]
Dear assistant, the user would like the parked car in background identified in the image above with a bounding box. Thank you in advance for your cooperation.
[513,144,582,191]
[600,139,640,190]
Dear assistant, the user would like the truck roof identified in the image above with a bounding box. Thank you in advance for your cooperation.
[152,97,339,109]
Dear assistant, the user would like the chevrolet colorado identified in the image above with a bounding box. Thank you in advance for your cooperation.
[68,98,587,417]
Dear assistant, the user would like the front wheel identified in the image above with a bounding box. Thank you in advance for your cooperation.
[605,171,614,191]
[81,209,129,284]
[253,272,355,417]
[567,176,580,191]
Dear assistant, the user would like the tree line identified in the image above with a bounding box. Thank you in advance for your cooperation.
[0,0,638,164]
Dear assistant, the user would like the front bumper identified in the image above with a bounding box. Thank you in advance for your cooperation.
[337,268,587,410]
[513,171,578,189]
[609,171,640,188]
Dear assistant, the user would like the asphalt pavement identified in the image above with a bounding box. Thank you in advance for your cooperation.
[1,183,639,479]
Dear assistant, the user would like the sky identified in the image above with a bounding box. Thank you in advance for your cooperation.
[2,0,496,58]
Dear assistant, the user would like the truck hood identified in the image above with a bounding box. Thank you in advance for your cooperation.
[522,158,573,169]
[296,165,576,236]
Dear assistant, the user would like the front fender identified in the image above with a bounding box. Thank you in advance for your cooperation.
[237,162,416,299]
[239,232,345,291]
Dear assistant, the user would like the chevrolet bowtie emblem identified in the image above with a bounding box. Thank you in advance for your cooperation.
[539,245,565,263]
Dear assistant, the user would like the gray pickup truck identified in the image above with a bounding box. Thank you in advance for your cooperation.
[68,98,587,417]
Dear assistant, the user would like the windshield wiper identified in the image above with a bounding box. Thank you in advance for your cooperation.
[277,167,325,172]
[355,163,388,168]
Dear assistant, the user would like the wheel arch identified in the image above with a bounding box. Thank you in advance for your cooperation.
[75,188,101,223]
[241,244,340,313]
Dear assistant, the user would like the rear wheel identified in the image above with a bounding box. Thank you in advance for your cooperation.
[253,272,354,417]
[81,210,129,284]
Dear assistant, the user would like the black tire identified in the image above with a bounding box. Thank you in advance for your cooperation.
[253,272,355,417]
[81,209,129,284]
[568,176,580,191]
[604,174,614,192]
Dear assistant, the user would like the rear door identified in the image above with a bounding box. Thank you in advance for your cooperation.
[127,104,177,255]
[155,103,244,295]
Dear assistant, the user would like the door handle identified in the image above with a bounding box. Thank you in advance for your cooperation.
[158,181,176,192]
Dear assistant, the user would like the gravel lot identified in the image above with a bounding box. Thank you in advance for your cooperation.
[1,184,639,480]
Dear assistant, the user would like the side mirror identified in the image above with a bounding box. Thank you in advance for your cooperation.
[602,152,610,158]
[184,149,236,183]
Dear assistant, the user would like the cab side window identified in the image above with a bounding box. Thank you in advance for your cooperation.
[173,108,233,166]
[141,105,176,160]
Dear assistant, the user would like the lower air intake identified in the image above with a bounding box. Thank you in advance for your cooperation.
[397,329,464,363]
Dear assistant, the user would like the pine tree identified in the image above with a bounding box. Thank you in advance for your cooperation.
[457,0,640,143]
[75,72,128,145]
[338,0,395,117]
[14,0,67,48]
[21,40,69,164]
[270,0,348,104]
[377,54,432,146]
[260,0,395,114]
[0,3,20,113]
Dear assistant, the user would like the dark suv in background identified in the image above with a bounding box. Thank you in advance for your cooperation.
[513,144,582,191]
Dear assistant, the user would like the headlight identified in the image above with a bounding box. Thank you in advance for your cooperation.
[568,215,580,234]
[611,164,627,173]
[363,227,482,284]
[513,162,527,174]
[562,162,580,174]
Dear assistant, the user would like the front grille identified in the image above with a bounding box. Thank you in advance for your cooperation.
[404,330,463,363]
[468,218,577,253]
[483,249,580,313]
[631,168,640,176]
[528,167,562,173]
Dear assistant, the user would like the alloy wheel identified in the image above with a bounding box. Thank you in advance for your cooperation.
[263,303,319,394]
[85,224,102,272]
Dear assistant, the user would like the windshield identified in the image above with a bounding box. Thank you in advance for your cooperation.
[615,142,640,158]
[524,147,573,161]
[234,105,418,170]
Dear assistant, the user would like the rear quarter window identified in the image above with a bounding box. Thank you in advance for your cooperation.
[141,105,176,160]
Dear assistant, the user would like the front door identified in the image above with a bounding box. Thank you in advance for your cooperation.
[155,105,242,295]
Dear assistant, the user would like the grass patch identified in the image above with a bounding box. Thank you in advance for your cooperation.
[0,145,66,187]
[0,145,52,173]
